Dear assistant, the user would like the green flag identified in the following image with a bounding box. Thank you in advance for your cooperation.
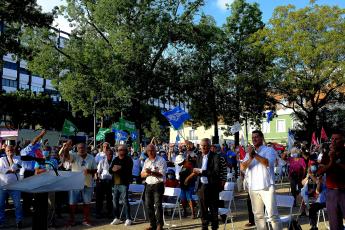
[96,128,111,141]
[62,119,78,136]
[119,118,136,132]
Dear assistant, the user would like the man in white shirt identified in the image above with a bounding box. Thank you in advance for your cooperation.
[0,145,23,228]
[241,130,282,230]
[95,148,114,218]
[95,142,110,165]
[141,144,167,230]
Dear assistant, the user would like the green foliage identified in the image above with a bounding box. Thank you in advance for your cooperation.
[257,3,345,137]
[25,0,205,124]
[0,0,53,56]
[143,117,162,140]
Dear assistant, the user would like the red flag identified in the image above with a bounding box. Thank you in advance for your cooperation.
[311,132,319,146]
[239,145,246,160]
[321,127,328,141]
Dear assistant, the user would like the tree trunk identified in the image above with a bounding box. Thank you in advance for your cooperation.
[213,110,219,144]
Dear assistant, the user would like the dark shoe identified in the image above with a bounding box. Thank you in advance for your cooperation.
[244,222,255,228]
[16,221,23,229]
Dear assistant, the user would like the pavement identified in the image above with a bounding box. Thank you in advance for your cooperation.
[4,182,329,230]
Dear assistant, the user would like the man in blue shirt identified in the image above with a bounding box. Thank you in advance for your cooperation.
[225,148,238,179]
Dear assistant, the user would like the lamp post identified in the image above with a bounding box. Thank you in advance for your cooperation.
[93,96,97,148]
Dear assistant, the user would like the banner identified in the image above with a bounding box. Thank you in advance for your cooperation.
[266,111,274,123]
[119,118,136,132]
[96,128,111,141]
[230,122,241,134]
[130,131,138,140]
[321,127,328,141]
[162,106,191,130]
[114,130,128,141]
[62,119,78,136]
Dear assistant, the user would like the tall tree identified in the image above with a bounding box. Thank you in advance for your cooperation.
[222,0,274,144]
[178,14,227,144]
[258,3,345,140]
[25,0,204,132]
[0,0,53,90]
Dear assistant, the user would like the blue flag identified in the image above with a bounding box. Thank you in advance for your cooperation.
[162,106,191,130]
[130,131,138,140]
[114,130,128,141]
[176,134,180,144]
[266,111,274,123]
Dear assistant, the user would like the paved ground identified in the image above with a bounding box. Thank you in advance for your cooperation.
[4,182,329,230]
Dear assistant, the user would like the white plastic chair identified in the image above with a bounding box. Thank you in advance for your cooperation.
[223,182,237,215]
[317,208,329,229]
[162,187,182,226]
[267,195,294,229]
[120,184,146,221]
[218,190,235,230]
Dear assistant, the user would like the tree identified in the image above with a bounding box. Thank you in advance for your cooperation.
[177,14,227,144]
[143,117,163,140]
[25,0,204,132]
[222,0,275,144]
[0,0,53,90]
[258,3,345,140]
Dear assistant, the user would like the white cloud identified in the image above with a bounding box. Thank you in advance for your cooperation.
[216,0,234,10]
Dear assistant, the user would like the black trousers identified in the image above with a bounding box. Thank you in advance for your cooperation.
[95,179,113,216]
[309,202,326,227]
[22,170,35,215]
[197,184,219,230]
[247,193,255,224]
[145,182,164,229]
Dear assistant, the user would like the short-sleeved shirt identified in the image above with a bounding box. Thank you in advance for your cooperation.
[20,143,41,172]
[244,145,277,191]
[320,151,345,190]
[142,155,167,185]
[70,152,97,187]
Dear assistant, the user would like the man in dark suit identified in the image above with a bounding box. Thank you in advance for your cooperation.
[187,138,226,230]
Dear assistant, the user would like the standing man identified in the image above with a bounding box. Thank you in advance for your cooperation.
[95,142,110,165]
[318,130,345,230]
[188,138,226,230]
[95,148,114,219]
[62,143,97,227]
[109,144,133,226]
[240,130,281,230]
[141,144,167,230]
[0,145,23,228]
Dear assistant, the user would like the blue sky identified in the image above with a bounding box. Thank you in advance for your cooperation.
[37,0,345,32]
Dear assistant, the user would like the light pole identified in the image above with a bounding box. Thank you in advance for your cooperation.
[93,96,97,148]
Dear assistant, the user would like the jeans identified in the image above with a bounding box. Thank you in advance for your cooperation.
[249,186,282,230]
[145,182,164,228]
[197,184,219,230]
[113,184,131,220]
[69,187,93,204]
[326,189,345,230]
[0,189,23,224]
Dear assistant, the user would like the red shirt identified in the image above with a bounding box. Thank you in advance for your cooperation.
[320,152,345,190]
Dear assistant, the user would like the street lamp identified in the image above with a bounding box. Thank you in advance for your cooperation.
[93,96,97,148]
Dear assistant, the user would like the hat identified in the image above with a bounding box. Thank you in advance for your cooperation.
[175,155,185,165]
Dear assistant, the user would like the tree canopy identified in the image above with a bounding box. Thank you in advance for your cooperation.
[258,3,345,138]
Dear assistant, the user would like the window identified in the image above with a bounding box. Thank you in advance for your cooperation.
[262,121,270,133]
[2,79,17,87]
[276,120,286,133]
[189,130,197,140]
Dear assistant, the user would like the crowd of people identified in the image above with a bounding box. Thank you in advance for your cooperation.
[0,129,344,230]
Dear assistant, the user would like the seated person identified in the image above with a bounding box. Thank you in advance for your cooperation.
[309,174,326,230]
